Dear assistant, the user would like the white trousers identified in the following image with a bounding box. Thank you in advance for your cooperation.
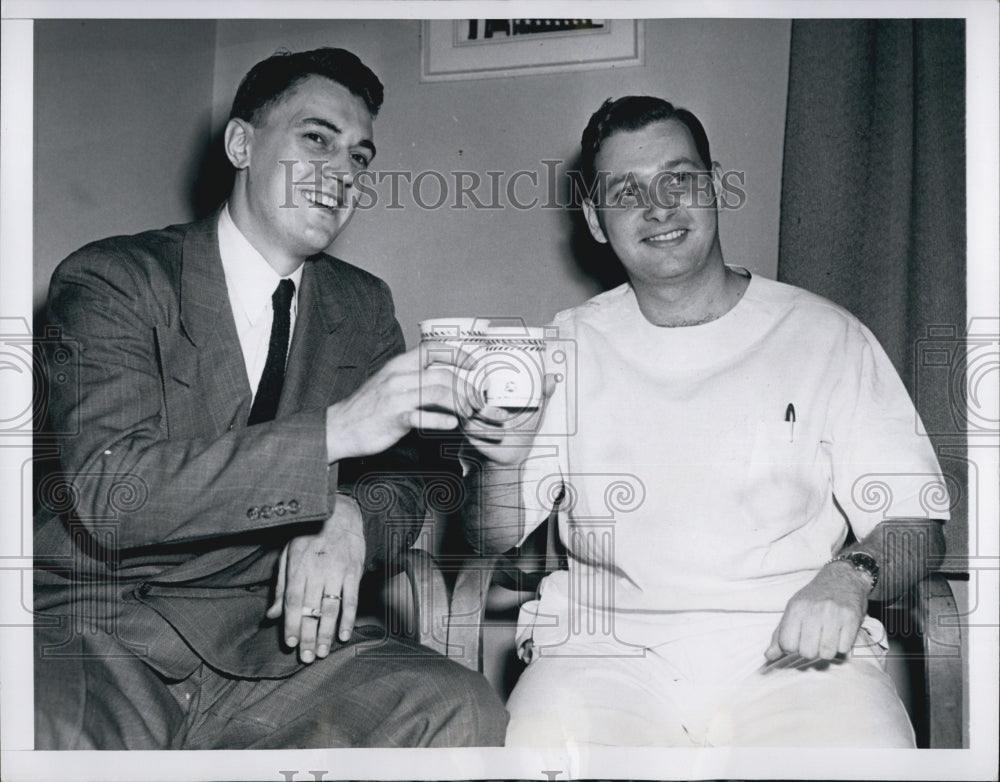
[505,606,915,748]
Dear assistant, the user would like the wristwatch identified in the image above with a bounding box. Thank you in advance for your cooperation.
[828,551,880,592]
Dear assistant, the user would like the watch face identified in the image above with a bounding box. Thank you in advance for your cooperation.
[848,553,879,573]
[829,552,879,591]
[841,553,879,591]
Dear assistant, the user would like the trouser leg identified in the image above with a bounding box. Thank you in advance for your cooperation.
[715,619,915,747]
[658,614,917,747]
[505,642,694,747]
[506,612,915,748]
[179,625,507,749]
[36,619,505,749]
[34,619,186,750]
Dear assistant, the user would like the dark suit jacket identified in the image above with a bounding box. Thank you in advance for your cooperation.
[34,212,425,679]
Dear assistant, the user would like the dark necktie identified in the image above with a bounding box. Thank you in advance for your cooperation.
[247,278,295,425]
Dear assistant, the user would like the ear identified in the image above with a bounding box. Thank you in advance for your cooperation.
[224,118,252,170]
[710,159,724,200]
[582,198,609,244]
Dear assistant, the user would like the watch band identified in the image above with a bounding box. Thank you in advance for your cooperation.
[828,552,880,592]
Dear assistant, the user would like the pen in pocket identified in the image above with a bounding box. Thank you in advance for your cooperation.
[785,403,796,442]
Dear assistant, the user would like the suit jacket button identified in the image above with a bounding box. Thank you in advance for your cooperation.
[247,507,259,520]
[288,500,300,514]
[261,505,272,519]
[137,583,152,597]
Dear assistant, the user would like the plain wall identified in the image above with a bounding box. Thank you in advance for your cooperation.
[33,19,218,313]
[209,19,791,346]
[32,19,791,341]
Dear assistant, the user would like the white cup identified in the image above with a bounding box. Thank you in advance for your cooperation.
[418,318,485,411]
[418,317,488,342]
[418,318,546,410]
[476,325,546,409]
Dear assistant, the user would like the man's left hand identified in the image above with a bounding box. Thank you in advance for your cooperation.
[764,562,871,662]
[266,495,366,663]
[461,374,558,466]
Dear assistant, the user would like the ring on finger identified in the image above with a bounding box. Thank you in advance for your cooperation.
[322,593,341,602]
[302,606,322,618]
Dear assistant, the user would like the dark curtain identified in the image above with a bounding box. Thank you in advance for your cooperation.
[778,19,967,565]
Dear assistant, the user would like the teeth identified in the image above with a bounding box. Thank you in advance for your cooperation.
[303,190,338,208]
[647,229,685,241]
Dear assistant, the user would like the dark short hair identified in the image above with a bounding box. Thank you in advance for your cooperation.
[229,47,384,125]
[580,96,712,190]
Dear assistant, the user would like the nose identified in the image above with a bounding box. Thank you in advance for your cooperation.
[643,196,676,222]
[643,180,685,221]
[321,157,352,184]
[319,157,357,198]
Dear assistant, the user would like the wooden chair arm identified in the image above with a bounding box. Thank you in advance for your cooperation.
[446,555,500,671]
[398,548,450,656]
[911,572,963,748]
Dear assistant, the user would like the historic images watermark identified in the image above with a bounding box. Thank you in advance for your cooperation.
[279,159,750,212]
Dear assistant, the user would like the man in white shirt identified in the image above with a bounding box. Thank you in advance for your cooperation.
[461,96,947,747]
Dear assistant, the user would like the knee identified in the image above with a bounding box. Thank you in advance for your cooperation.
[503,665,592,747]
[384,657,508,747]
[442,663,508,747]
[730,662,917,747]
[505,710,561,747]
[35,703,79,750]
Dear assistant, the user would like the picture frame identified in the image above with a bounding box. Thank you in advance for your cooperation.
[420,18,645,82]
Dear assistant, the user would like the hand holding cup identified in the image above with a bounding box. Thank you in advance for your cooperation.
[419,317,554,466]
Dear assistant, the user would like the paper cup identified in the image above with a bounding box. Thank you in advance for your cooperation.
[418,317,488,341]
[418,317,485,412]
[418,318,546,410]
[477,326,546,409]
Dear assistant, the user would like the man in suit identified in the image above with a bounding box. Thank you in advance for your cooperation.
[34,47,506,749]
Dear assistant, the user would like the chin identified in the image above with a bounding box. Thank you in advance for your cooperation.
[301,225,343,253]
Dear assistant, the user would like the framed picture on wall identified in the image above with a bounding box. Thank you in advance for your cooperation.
[420,18,644,82]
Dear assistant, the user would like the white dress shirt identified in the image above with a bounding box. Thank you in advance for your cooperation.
[217,204,304,402]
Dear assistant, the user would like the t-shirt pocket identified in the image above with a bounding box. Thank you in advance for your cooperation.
[740,419,830,528]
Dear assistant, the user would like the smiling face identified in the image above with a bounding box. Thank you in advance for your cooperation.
[582,118,724,290]
[225,75,375,274]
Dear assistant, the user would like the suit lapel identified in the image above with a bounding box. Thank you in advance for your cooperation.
[174,221,362,429]
[177,214,253,431]
[278,257,353,416]
[152,246,364,586]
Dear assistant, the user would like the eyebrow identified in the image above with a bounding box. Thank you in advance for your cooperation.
[301,117,377,159]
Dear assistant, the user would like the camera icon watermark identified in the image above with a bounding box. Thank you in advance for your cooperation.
[913,318,999,436]
[417,317,578,438]
[1,319,79,436]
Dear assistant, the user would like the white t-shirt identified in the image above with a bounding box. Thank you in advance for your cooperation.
[520,272,948,616]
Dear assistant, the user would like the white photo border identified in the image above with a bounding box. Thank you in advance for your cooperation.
[1,2,997,781]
